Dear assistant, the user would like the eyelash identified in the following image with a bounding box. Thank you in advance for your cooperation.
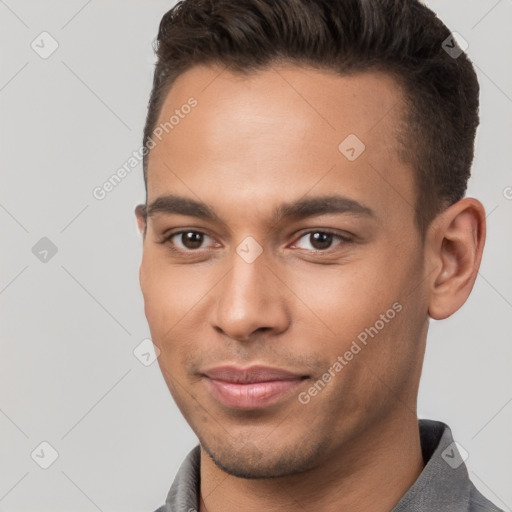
[158,229,352,255]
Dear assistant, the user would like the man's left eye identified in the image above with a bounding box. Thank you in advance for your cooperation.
[292,231,350,251]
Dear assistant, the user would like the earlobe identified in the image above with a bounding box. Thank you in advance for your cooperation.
[427,198,486,320]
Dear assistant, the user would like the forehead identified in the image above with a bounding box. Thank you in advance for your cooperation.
[146,64,415,228]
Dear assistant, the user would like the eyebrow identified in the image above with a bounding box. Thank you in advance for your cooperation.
[144,194,375,224]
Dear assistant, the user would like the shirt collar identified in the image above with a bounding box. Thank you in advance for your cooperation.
[392,419,471,511]
[159,420,484,512]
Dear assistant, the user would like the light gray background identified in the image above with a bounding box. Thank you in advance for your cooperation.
[1,1,511,511]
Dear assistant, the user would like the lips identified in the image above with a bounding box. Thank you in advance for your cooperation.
[204,365,305,383]
[202,365,309,409]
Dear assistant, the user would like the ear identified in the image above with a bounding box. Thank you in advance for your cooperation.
[135,204,147,238]
[426,198,486,320]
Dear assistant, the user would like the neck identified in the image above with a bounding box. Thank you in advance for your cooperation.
[199,412,424,512]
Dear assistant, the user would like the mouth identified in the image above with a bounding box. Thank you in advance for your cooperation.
[201,365,310,410]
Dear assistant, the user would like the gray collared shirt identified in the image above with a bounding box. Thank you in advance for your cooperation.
[154,419,503,511]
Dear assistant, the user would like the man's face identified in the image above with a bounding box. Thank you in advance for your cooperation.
[137,64,430,478]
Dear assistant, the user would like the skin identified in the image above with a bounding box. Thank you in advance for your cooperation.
[135,64,485,512]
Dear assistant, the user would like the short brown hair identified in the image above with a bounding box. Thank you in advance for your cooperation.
[142,0,480,234]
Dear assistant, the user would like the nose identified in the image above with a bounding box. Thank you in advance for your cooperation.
[212,247,290,342]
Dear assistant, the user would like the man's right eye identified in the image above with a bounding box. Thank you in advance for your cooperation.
[159,230,219,253]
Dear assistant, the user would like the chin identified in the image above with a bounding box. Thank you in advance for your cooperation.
[200,435,323,479]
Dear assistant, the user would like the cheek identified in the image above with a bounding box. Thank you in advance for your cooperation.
[139,253,218,361]
[290,258,401,334]
[288,245,424,373]
[140,253,188,324]
[139,253,180,341]
[140,259,194,384]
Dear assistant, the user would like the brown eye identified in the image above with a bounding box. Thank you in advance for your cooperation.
[309,232,333,250]
[180,231,204,249]
[293,230,348,251]
[164,230,214,251]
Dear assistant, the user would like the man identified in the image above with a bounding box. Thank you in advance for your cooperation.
[134,0,502,510]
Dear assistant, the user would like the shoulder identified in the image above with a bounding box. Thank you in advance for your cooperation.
[468,482,505,512]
